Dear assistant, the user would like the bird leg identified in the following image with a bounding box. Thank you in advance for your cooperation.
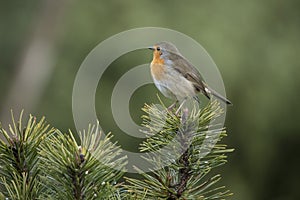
[175,99,187,115]
[168,100,178,111]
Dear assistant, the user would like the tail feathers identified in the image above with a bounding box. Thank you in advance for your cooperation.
[205,87,232,105]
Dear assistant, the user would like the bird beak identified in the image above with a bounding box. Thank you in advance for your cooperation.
[148,46,155,50]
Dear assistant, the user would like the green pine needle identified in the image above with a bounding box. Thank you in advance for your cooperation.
[126,100,234,199]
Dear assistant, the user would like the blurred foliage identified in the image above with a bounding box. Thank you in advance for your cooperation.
[1,0,300,199]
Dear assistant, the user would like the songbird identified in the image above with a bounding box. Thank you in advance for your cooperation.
[149,41,232,107]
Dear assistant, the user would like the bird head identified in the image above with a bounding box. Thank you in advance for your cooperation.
[149,41,180,62]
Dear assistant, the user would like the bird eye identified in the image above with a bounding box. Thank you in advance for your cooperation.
[156,47,161,51]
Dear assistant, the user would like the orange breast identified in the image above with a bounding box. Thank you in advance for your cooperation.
[151,62,165,80]
[152,50,165,65]
[150,51,165,80]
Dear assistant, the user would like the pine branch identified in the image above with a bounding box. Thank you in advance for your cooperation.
[39,122,128,200]
[0,101,233,199]
[0,111,55,199]
[175,109,193,198]
[126,101,234,199]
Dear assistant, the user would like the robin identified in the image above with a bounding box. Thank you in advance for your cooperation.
[149,41,232,107]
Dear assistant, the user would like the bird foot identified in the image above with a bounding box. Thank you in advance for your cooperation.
[175,100,186,115]
[167,101,178,111]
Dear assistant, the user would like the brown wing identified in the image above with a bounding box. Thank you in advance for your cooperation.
[168,51,210,99]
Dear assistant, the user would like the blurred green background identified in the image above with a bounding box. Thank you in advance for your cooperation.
[1,1,299,199]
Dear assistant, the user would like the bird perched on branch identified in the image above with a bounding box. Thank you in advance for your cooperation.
[149,41,232,108]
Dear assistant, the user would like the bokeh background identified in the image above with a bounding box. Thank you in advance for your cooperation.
[1,1,299,199]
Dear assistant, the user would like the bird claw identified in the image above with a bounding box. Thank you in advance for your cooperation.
[175,100,186,115]
[167,101,178,111]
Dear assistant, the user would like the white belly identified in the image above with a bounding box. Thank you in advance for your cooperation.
[152,69,196,101]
